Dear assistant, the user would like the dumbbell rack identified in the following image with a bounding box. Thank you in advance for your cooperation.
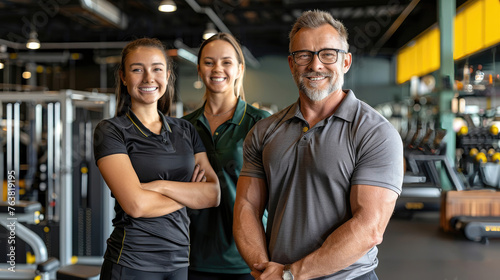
[456,125,500,188]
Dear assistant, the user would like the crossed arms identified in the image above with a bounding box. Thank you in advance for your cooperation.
[97,152,220,218]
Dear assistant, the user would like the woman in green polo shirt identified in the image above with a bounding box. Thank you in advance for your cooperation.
[182,33,271,280]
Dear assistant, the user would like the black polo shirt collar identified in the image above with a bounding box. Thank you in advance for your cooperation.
[125,107,172,138]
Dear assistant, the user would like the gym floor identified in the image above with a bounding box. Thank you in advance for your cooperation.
[376,212,500,280]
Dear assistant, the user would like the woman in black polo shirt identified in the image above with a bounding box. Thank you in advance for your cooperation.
[93,38,220,280]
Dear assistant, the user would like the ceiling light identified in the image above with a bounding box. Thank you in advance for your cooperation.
[202,22,217,40]
[26,31,40,50]
[177,48,197,64]
[159,0,177,12]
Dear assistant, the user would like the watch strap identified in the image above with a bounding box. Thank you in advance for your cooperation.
[282,264,294,280]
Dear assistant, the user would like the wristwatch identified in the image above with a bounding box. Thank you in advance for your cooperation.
[282,264,294,280]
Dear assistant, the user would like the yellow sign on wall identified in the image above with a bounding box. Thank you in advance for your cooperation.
[484,0,500,48]
[397,0,500,84]
[396,27,440,84]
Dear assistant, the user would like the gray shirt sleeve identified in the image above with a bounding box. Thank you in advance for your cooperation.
[240,122,267,179]
[350,117,404,195]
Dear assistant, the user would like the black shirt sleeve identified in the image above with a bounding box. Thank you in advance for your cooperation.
[93,119,127,164]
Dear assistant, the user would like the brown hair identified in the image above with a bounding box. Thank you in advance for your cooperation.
[197,33,246,100]
[289,10,349,52]
[115,38,176,116]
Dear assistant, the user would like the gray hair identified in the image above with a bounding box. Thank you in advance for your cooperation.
[289,10,349,52]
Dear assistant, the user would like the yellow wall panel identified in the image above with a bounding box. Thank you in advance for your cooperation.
[397,47,414,84]
[407,44,418,84]
[397,0,500,84]
[419,29,439,75]
[454,11,465,60]
[396,27,441,84]
[415,38,425,77]
[419,31,432,76]
[427,28,440,73]
[464,0,484,55]
[484,0,500,47]
[396,48,408,84]
[419,32,429,76]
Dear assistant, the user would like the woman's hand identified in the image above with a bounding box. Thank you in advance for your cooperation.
[97,154,183,218]
[142,164,206,192]
[191,164,207,182]
[138,152,219,209]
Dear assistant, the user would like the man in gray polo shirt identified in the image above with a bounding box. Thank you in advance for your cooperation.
[233,10,404,280]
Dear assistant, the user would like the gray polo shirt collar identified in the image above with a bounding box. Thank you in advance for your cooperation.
[285,89,357,126]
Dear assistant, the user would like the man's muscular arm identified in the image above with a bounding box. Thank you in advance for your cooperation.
[233,175,269,278]
[289,185,398,280]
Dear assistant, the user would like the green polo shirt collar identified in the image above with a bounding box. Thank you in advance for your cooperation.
[192,98,247,126]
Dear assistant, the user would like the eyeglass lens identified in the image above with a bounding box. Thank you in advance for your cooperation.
[293,49,339,65]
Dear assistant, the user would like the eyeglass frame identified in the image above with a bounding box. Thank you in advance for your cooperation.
[290,48,348,66]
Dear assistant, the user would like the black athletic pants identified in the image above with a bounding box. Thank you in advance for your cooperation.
[188,270,254,280]
[99,259,188,280]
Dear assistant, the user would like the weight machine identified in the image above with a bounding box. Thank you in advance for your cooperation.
[0,90,115,279]
[0,200,59,280]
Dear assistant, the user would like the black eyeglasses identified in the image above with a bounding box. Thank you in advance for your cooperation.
[290,48,347,66]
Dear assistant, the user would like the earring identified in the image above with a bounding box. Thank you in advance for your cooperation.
[123,81,127,86]
[193,75,203,89]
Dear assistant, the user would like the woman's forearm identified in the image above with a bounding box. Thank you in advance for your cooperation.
[142,179,220,209]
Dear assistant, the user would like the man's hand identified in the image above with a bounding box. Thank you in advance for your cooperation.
[251,268,263,279]
[252,262,285,280]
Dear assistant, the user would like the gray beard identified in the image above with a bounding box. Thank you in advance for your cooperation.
[294,71,344,102]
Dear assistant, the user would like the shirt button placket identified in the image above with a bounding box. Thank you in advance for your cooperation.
[302,126,309,142]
